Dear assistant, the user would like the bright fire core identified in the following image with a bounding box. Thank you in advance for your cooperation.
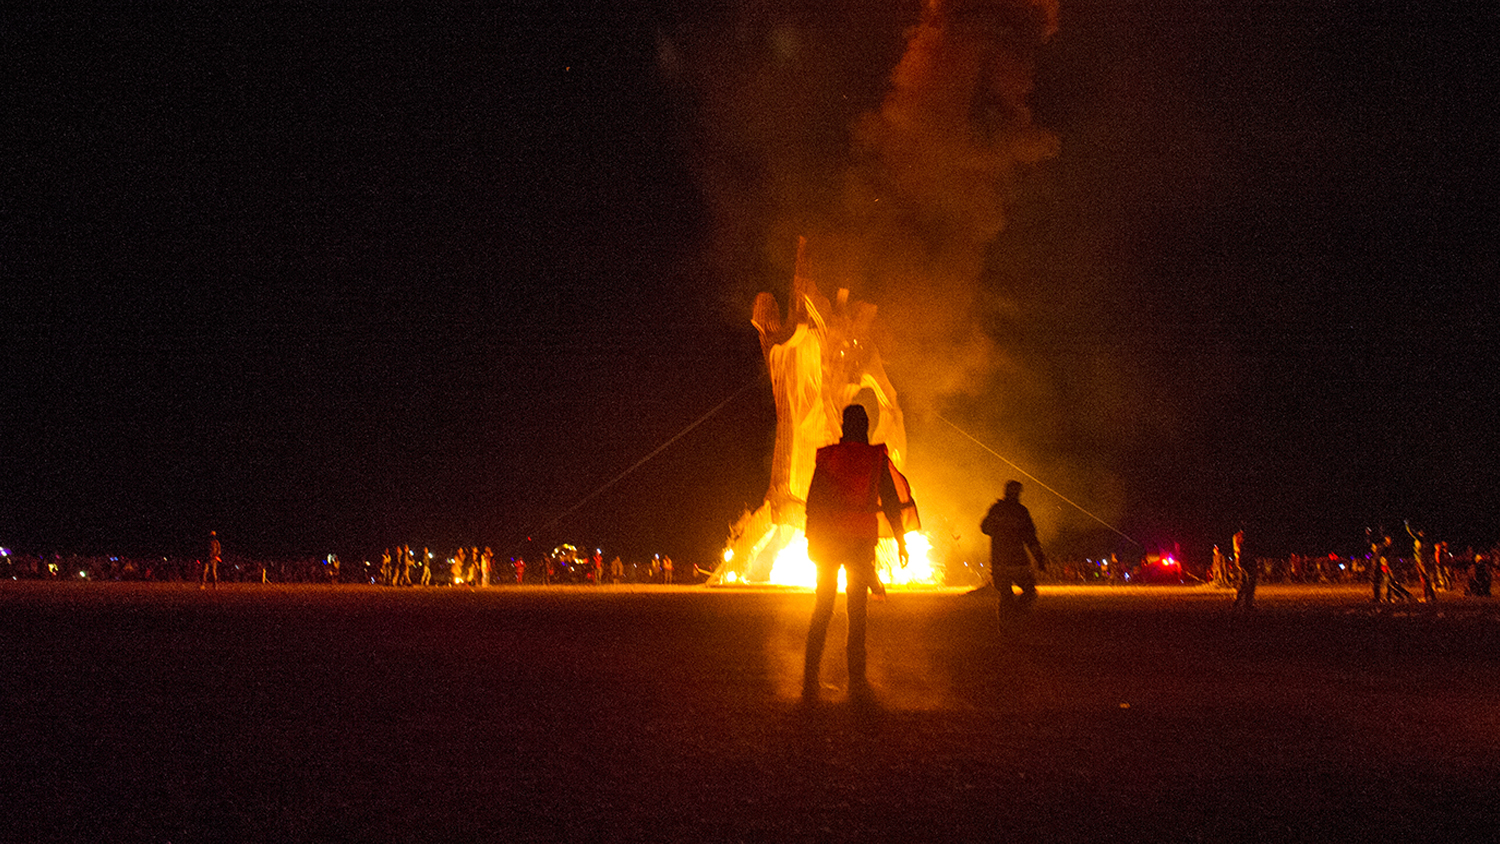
[725,530,936,591]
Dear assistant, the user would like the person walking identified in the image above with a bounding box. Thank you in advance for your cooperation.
[981,481,1048,615]
[802,404,916,701]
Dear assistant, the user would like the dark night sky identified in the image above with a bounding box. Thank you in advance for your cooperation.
[5,2,1499,566]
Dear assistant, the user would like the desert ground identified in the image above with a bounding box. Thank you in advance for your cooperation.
[4,581,1498,842]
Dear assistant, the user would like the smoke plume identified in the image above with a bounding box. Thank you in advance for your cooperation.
[665,1,1126,558]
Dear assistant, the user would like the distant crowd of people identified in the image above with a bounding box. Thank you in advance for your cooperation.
[358,543,681,587]
[1,539,691,587]
[1204,524,1499,606]
[1355,524,1496,603]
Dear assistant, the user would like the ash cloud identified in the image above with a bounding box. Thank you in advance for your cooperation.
[664,0,1133,557]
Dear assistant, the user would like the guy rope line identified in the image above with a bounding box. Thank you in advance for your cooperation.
[516,374,765,554]
[934,411,1141,548]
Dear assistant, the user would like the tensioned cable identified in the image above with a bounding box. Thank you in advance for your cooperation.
[516,374,766,553]
[934,411,1141,548]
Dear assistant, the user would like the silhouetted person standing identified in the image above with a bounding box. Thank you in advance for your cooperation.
[1231,527,1255,611]
[1369,530,1390,603]
[1407,522,1436,603]
[1469,552,1492,597]
[397,544,413,587]
[981,481,1047,615]
[803,404,914,701]
[452,547,467,586]
[202,530,221,589]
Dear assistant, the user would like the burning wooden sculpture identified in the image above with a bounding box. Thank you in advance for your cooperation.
[713,239,929,587]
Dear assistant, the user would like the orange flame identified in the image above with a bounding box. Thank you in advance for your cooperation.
[765,530,937,591]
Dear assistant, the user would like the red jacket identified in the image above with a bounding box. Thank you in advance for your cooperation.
[804,441,918,563]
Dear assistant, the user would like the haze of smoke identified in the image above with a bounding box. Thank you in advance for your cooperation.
[838,0,1059,397]
[666,1,1126,553]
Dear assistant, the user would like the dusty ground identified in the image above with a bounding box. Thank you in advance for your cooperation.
[3,582,1498,842]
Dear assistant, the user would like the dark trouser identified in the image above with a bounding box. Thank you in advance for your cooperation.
[1372,566,1384,602]
[994,565,1037,612]
[804,547,874,691]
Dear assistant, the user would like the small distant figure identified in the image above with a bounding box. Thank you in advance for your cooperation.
[399,545,414,587]
[481,547,493,587]
[1211,544,1229,588]
[202,531,221,589]
[420,548,432,586]
[662,555,674,585]
[981,481,1047,616]
[802,404,914,701]
[1230,526,1255,611]
[451,547,467,586]
[1380,530,1413,602]
[609,555,624,584]
[1466,552,1492,597]
[1406,522,1436,602]
[1368,530,1390,603]
[514,557,526,584]
[1433,541,1450,591]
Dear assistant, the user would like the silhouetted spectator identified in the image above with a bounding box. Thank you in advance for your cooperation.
[982,481,1047,615]
[802,404,914,701]
[202,531,221,589]
[1231,527,1255,611]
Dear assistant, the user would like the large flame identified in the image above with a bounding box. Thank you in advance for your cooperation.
[709,236,935,588]
[765,530,937,591]
[691,1,1066,588]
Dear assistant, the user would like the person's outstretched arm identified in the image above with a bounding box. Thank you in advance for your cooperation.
[878,461,908,566]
